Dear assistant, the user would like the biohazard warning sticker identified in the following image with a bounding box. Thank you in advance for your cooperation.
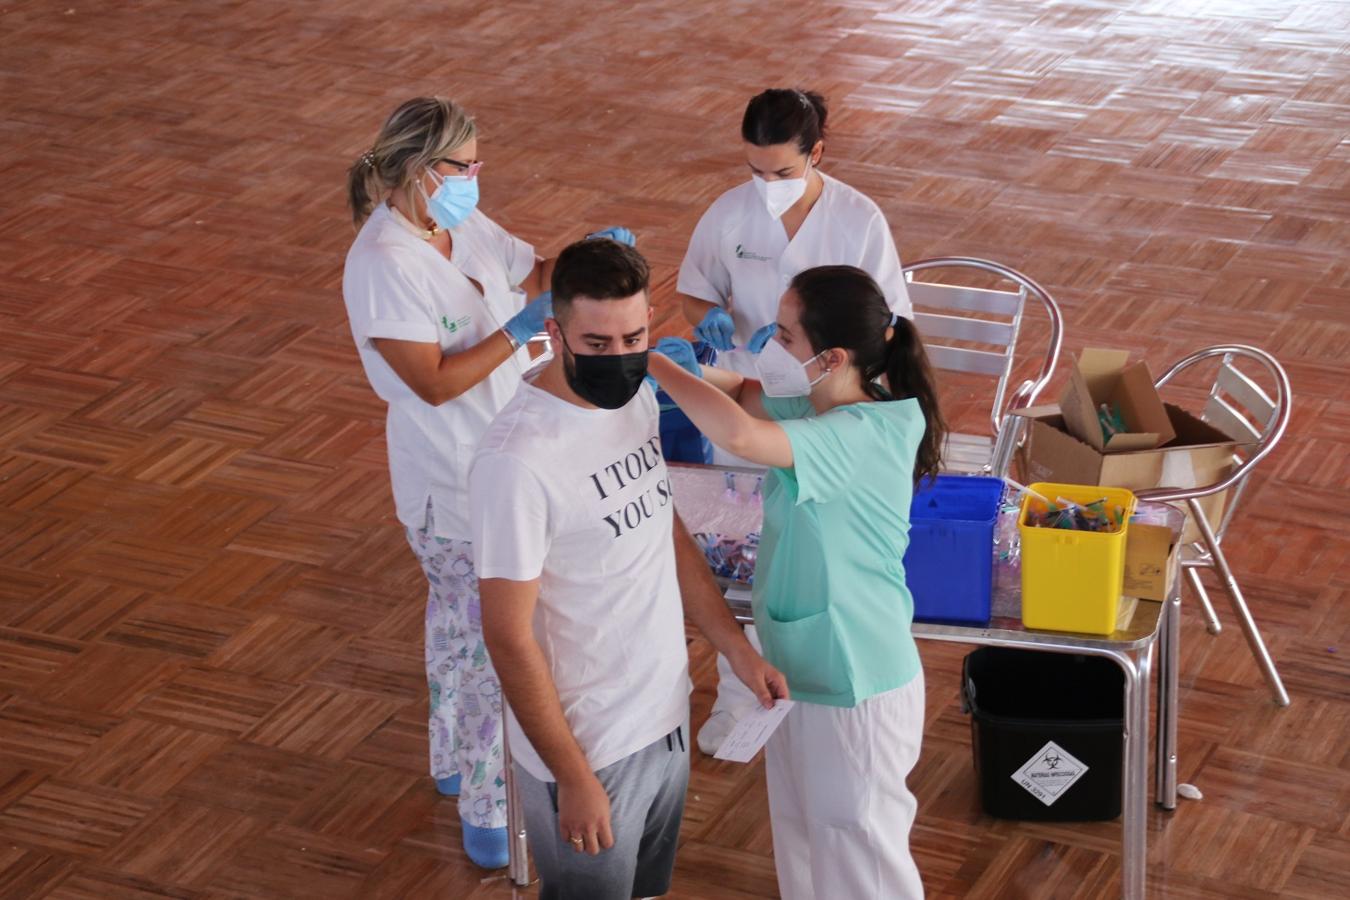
[1011,740,1089,806]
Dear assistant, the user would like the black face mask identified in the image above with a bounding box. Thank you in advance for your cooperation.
[561,335,649,410]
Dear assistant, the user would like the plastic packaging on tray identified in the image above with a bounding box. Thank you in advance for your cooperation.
[670,465,766,585]
[991,487,1024,618]
[693,531,759,584]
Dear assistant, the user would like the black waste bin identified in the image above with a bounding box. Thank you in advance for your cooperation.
[962,647,1124,821]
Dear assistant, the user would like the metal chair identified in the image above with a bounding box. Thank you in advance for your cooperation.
[1135,345,1292,706]
[903,257,1063,476]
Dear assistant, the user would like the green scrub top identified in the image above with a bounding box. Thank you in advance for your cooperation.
[753,394,925,708]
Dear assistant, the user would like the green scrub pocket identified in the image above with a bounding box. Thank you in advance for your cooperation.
[763,607,851,699]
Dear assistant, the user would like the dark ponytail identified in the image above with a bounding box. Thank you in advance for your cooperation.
[790,266,947,485]
[878,315,946,486]
[741,88,828,154]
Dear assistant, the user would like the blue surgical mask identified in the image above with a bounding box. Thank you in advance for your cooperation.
[424,169,479,230]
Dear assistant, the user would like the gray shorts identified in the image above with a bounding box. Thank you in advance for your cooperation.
[514,721,690,900]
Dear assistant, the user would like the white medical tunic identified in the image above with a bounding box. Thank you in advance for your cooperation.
[343,203,535,540]
[677,171,913,376]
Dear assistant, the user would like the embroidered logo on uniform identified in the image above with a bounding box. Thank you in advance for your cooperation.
[735,244,772,262]
[441,314,471,333]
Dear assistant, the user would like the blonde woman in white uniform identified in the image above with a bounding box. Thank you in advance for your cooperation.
[342,96,634,868]
[677,88,914,753]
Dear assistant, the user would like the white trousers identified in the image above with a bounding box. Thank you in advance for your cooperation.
[766,673,926,900]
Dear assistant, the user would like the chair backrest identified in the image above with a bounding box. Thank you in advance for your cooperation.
[1135,346,1291,538]
[903,257,1063,437]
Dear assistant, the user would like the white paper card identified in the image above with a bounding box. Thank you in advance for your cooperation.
[1011,740,1089,806]
[713,700,795,763]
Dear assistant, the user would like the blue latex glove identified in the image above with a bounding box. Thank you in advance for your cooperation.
[504,290,551,345]
[653,337,701,376]
[746,322,777,353]
[694,306,735,351]
[587,226,636,246]
[645,336,701,392]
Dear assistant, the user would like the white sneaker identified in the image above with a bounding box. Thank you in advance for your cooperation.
[697,710,738,755]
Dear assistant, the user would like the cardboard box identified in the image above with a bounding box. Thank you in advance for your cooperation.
[1060,349,1176,452]
[1123,523,1179,602]
[1012,404,1246,543]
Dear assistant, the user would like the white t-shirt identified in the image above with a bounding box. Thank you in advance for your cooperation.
[677,171,913,376]
[343,204,536,539]
[469,379,690,782]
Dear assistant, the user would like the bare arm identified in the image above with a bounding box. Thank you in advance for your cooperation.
[480,576,614,855]
[480,576,589,784]
[372,333,518,406]
[680,291,718,329]
[650,354,793,467]
[697,365,771,420]
[673,513,788,708]
[521,255,557,300]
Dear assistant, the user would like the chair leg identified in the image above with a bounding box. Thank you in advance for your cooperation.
[502,707,531,887]
[1187,499,1291,707]
[1184,565,1222,635]
[989,413,1027,479]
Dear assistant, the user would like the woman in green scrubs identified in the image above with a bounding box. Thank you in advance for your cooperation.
[648,264,946,900]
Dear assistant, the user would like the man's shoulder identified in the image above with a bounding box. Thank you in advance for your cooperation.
[476,388,539,459]
[475,384,575,474]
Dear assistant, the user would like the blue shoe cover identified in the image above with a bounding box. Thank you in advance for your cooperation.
[462,820,509,869]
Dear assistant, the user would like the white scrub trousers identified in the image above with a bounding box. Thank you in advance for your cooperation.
[765,671,926,900]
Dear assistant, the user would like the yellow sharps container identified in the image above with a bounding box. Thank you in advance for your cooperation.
[1018,482,1137,635]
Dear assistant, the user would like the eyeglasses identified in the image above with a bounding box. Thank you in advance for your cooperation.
[436,157,483,178]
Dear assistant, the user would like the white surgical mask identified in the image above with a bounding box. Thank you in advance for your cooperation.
[755,338,828,397]
[752,162,811,219]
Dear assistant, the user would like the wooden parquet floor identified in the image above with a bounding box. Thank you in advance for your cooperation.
[1,0,1347,897]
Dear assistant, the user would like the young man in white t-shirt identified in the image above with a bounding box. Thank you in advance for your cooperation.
[469,238,787,899]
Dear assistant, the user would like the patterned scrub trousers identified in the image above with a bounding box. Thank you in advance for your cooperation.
[406,501,506,830]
